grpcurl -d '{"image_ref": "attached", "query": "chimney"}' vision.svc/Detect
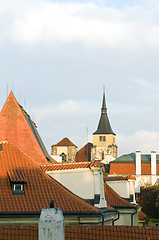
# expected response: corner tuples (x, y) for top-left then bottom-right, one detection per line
(151, 151), (156, 175)
(135, 151), (141, 175)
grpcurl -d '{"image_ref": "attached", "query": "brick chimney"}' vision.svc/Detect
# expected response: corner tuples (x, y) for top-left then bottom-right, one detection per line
(135, 151), (141, 175)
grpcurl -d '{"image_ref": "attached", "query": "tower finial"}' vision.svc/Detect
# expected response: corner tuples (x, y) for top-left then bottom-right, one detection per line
(102, 84), (106, 112)
(103, 82), (105, 94)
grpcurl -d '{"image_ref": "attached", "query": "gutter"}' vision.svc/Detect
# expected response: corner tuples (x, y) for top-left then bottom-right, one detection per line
(131, 206), (138, 226)
(112, 211), (120, 226)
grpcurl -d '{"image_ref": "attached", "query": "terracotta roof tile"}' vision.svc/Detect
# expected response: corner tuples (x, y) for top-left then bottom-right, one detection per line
(0, 141), (99, 214)
(104, 175), (136, 181)
(110, 162), (159, 175)
(138, 210), (148, 220)
(104, 182), (133, 207)
(41, 160), (104, 172)
(65, 226), (159, 240)
(0, 91), (50, 164)
(76, 143), (92, 162)
(1, 226), (159, 240)
(53, 138), (77, 147)
(109, 163), (136, 175)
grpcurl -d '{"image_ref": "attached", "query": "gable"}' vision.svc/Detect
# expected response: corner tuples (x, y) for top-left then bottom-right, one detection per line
(0, 91), (50, 164)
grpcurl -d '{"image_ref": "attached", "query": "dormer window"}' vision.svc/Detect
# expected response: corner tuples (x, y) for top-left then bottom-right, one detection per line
(12, 183), (25, 196)
(7, 169), (26, 196)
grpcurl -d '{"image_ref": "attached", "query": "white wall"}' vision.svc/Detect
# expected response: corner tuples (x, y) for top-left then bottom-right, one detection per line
(48, 169), (94, 199)
(47, 167), (107, 208)
(106, 181), (129, 198)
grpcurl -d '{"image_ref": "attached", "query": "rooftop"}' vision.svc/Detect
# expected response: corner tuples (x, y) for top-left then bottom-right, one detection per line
(75, 142), (92, 162)
(52, 137), (77, 147)
(0, 91), (50, 164)
(0, 141), (100, 214)
(41, 160), (104, 172)
(104, 182), (134, 208)
(1, 225), (159, 240)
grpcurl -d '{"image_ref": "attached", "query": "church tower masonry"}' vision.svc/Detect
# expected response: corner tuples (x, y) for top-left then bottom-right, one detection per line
(92, 88), (118, 162)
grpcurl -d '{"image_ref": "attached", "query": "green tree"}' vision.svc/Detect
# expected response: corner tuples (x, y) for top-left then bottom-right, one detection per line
(137, 181), (159, 218)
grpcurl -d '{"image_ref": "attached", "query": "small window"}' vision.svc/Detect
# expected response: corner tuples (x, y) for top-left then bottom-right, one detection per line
(60, 153), (66, 162)
(13, 184), (23, 191)
(12, 183), (25, 196)
(99, 136), (106, 141)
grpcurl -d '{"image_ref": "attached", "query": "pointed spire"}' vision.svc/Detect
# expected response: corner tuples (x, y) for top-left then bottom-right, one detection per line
(102, 85), (106, 113)
(93, 87), (115, 135)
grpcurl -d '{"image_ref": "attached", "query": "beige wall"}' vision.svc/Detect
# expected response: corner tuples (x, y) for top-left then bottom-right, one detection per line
(92, 134), (117, 159)
(93, 134), (115, 147)
(51, 145), (77, 162)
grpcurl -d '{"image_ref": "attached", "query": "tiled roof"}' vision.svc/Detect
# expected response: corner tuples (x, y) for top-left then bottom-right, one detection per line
(104, 182), (134, 207)
(138, 210), (148, 221)
(109, 163), (136, 175)
(0, 91), (50, 164)
(1, 225), (158, 240)
(0, 226), (38, 240)
(53, 137), (77, 147)
(76, 142), (92, 162)
(65, 226), (159, 240)
(104, 175), (136, 181)
(0, 141), (99, 214)
(109, 162), (159, 175)
(41, 160), (104, 172)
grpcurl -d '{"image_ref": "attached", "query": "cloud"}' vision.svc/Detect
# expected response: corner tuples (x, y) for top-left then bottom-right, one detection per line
(117, 130), (159, 156)
(0, 0), (159, 49)
(32, 99), (82, 121)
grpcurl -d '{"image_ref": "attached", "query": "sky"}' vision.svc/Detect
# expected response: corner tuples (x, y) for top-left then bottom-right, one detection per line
(1, 0), (159, 156)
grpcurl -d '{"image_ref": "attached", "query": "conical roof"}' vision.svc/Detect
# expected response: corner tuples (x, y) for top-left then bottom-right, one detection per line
(93, 90), (115, 135)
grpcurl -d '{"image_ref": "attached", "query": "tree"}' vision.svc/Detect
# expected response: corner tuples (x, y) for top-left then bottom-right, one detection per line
(137, 181), (159, 218)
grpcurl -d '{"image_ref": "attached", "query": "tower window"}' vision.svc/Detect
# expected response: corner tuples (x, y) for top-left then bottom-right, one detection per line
(99, 136), (106, 141)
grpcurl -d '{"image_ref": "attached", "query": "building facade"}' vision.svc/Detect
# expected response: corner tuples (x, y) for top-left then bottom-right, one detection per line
(92, 89), (118, 162)
(51, 137), (77, 163)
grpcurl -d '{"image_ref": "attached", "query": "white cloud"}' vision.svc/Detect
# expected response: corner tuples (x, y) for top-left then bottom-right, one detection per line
(117, 130), (159, 156)
(0, 0), (159, 49)
(32, 99), (82, 121)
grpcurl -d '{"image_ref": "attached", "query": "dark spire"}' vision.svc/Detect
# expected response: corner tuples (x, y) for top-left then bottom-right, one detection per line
(93, 87), (115, 135)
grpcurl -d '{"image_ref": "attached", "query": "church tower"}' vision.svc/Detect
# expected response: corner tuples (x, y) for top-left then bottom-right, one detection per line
(92, 88), (117, 162)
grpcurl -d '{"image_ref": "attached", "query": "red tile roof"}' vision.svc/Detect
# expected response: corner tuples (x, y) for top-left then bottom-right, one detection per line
(104, 175), (136, 181)
(104, 182), (133, 207)
(0, 141), (99, 214)
(65, 226), (159, 240)
(53, 137), (77, 147)
(109, 163), (136, 175)
(138, 210), (148, 221)
(0, 91), (49, 164)
(76, 142), (92, 162)
(0, 226), (38, 240)
(41, 160), (104, 171)
(2, 225), (158, 240)
(110, 162), (159, 175)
